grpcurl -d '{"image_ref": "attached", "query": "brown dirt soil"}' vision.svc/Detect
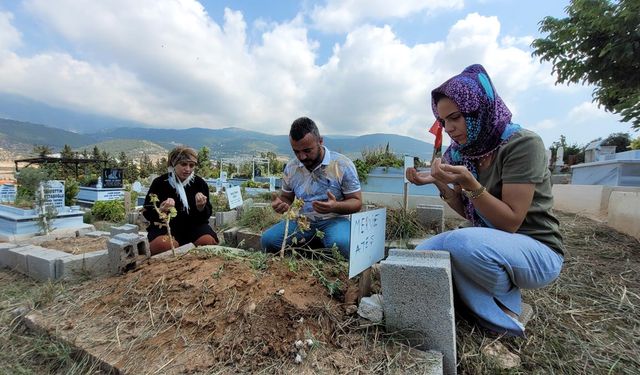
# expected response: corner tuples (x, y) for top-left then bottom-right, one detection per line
(30, 250), (435, 374)
(40, 236), (108, 254)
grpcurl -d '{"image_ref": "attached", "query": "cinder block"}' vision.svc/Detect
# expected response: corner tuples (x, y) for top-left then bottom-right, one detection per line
(107, 233), (150, 274)
(208, 215), (216, 229)
(3, 245), (34, 273)
(381, 249), (456, 375)
(23, 246), (71, 281)
(110, 224), (139, 236)
(55, 250), (110, 280)
(223, 226), (240, 247)
(0, 243), (18, 268)
(236, 229), (262, 251)
(416, 204), (445, 233)
(215, 210), (237, 227)
(358, 294), (383, 323)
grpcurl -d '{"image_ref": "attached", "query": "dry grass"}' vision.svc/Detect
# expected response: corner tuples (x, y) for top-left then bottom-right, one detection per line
(1, 211), (639, 374)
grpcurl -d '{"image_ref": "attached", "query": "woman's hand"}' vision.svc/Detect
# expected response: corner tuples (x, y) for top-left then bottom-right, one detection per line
(406, 167), (436, 186)
(159, 198), (175, 212)
(195, 192), (208, 211)
(430, 158), (479, 190)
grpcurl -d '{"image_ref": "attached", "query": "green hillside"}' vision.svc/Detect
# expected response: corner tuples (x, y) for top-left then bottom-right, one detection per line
(77, 139), (168, 160)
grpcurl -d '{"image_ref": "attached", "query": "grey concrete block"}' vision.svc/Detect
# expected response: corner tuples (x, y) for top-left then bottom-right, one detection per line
(23, 246), (71, 281)
(86, 230), (111, 238)
(223, 226), (240, 247)
(3, 245), (34, 273)
(110, 224), (139, 236)
(236, 229), (262, 251)
(416, 204), (445, 233)
(107, 233), (150, 274)
(358, 294), (384, 323)
(215, 210), (237, 227)
(55, 250), (110, 280)
(154, 243), (195, 259)
(0, 242), (18, 268)
(381, 249), (456, 375)
(208, 215), (216, 229)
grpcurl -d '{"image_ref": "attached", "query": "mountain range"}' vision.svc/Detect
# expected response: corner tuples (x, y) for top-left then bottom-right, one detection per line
(0, 117), (434, 161)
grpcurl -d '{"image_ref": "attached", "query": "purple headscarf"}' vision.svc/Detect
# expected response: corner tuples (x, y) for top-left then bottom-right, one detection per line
(431, 64), (521, 225)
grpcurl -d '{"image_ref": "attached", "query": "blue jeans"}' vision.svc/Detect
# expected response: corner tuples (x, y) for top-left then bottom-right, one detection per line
(416, 227), (563, 336)
(261, 217), (351, 258)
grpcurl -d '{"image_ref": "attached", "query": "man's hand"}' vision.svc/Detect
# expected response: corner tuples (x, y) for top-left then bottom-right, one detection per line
(271, 192), (290, 214)
(159, 198), (175, 212)
(195, 192), (207, 211)
(312, 191), (338, 214)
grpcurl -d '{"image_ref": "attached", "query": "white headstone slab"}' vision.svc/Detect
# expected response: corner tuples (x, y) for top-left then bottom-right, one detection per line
(269, 176), (276, 192)
(226, 185), (243, 209)
(556, 146), (565, 166)
(545, 149), (552, 167)
(403, 156), (414, 183)
(132, 181), (142, 193)
(96, 176), (103, 189)
(41, 180), (65, 209)
(220, 171), (228, 183)
(0, 184), (16, 203)
(348, 207), (386, 278)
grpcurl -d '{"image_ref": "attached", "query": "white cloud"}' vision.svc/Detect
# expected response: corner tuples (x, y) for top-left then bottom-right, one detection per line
(310, 0), (463, 33)
(568, 101), (610, 124)
(3, 0), (623, 149)
(0, 12), (22, 50)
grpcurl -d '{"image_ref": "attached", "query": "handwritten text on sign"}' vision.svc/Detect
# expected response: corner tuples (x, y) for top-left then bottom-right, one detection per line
(348, 208), (386, 278)
(226, 185), (243, 209)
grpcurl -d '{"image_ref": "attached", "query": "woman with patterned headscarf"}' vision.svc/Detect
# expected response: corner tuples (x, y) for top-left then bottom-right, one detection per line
(143, 146), (218, 255)
(406, 64), (564, 336)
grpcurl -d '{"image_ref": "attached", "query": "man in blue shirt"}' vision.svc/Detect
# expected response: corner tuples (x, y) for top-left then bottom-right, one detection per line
(261, 117), (362, 258)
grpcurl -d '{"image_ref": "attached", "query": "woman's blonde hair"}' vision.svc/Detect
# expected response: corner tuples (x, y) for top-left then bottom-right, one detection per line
(167, 146), (198, 167)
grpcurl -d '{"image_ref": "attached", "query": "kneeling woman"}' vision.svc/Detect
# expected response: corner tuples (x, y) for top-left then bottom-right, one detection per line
(406, 64), (564, 336)
(143, 146), (218, 255)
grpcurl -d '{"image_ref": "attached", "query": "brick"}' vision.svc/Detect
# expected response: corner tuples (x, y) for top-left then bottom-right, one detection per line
(236, 229), (262, 251)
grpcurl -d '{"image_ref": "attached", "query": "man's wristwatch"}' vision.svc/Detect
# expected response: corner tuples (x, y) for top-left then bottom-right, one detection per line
(462, 186), (487, 199)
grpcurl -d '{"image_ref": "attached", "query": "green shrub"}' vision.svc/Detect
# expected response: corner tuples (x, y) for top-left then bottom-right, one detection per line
(385, 207), (426, 241)
(91, 200), (125, 222)
(210, 193), (229, 212)
(16, 167), (49, 201)
(238, 206), (280, 232)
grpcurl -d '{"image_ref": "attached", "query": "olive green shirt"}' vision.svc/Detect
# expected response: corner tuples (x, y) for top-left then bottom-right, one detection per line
(478, 129), (565, 255)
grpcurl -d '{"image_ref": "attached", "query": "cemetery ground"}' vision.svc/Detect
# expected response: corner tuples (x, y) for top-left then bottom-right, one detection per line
(0, 211), (639, 374)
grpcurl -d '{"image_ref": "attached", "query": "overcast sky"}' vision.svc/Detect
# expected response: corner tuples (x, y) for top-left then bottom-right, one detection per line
(0, 0), (635, 147)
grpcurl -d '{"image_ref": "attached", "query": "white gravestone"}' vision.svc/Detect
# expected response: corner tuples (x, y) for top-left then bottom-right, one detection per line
(0, 184), (17, 203)
(269, 176), (276, 192)
(556, 146), (565, 167)
(132, 181), (142, 193)
(41, 180), (65, 209)
(349, 208), (387, 278)
(403, 156), (414, 184)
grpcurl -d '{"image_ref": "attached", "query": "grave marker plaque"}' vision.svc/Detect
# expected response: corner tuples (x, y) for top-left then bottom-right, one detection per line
(102, 168), (124, 188)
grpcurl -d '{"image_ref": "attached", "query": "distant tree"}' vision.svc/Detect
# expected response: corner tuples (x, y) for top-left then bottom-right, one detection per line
(154, 157), (168, 175)
(532, 0), (640, 129)
(550, 135), (585, 165)
(32, 145), (53, 157)
(630, 136), (640, 150)
(139, 153), (154, 179)
(60, 144), (74, 159)
(602, 132), (631, 153)
(64, 177), (79, 206)
(197, 147), (214, 178)
(16, 167), (49, 202)
(92, 146), (101, 160)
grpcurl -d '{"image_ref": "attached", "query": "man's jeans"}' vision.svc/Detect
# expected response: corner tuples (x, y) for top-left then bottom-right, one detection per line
(261, 217), (351, 258)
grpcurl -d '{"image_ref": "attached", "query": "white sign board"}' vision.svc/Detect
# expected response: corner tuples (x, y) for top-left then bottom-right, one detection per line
(403, 156), (414, 183)
(348, 207), (386, 278)
(226, 185), (243, 209)
(269, 176), (276, 192)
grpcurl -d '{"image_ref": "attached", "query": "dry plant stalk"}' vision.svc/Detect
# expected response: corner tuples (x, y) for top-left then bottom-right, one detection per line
(149, 193), (178, 256)
(279, 198), (308, 258)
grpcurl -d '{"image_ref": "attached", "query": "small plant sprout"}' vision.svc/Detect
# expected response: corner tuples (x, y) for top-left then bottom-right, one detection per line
(149, 193), (178, 256)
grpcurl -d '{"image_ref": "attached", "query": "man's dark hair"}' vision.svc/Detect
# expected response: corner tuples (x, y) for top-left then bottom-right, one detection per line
(289, 117), (321, 141)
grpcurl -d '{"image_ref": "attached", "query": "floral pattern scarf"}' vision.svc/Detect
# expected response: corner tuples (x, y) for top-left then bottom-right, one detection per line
(431, 64), (521, 226)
